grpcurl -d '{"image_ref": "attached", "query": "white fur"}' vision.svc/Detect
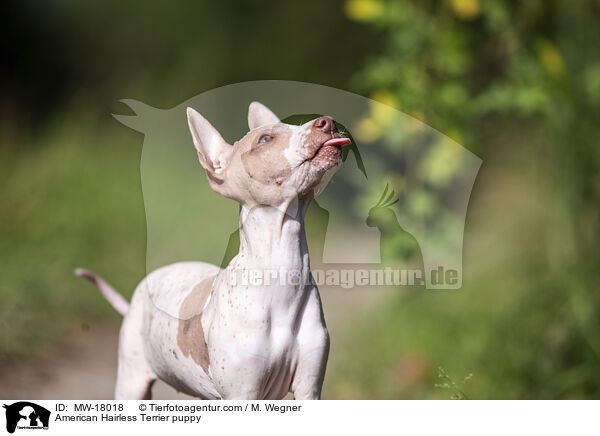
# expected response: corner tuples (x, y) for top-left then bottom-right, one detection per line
(83, 103), (341, 400)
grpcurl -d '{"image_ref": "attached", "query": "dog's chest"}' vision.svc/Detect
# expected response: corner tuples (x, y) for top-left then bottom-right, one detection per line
(202, 281), (306, 399)
(141, 260), (318, 399)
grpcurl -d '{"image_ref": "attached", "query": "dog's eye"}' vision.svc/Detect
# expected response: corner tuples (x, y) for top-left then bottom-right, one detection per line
(258, 135), (272, 144)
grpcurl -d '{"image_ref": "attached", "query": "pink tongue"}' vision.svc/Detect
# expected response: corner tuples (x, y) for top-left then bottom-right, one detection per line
(323, 137), (351, 147)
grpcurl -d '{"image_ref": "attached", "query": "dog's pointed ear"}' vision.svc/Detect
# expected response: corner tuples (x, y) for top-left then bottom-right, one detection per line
(248, 101), (280, 130)
(187, 108), (233, 179)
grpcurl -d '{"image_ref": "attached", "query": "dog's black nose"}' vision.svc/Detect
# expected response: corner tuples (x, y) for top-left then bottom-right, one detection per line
(313, 116), (336, 132)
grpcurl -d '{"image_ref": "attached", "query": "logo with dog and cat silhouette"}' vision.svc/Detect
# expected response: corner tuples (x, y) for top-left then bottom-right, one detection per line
(2, 402), (50, 433)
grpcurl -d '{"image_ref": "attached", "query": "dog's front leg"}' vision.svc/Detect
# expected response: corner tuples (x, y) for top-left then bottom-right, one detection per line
(292, 340), (330, 400)
(291, 286), (330, 400)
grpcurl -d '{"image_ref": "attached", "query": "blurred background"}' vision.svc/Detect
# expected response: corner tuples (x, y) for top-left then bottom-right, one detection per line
(1, 0), (599, 399)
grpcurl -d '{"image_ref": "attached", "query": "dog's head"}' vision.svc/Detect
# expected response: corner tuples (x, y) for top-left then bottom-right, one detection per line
(187, 102), (350, 207)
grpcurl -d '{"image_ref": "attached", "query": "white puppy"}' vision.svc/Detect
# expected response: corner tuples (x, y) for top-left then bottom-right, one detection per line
(77, 102), (350, 399)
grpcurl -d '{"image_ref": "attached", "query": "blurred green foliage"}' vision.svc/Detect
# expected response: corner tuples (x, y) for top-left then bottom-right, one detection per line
(324, 0), (600, 398)
(1, 0), (378, 124)
(0, 121), (146, 360)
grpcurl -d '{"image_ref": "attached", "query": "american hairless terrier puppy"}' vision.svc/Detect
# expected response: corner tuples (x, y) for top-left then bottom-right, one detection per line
(77, 102), (350, 399)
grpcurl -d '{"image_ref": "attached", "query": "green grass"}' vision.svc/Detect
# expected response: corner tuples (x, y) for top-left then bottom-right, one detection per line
(0, 120), (148, 360)
(324, 263), (600, 399)
(323, 147), (600, 399)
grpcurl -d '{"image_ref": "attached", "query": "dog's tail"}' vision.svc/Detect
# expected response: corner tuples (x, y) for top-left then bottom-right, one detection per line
(75, 268), (129, 316)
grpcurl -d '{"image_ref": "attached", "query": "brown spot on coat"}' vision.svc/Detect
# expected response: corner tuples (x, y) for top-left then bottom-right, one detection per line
(177, 275), (215, 373)
(241, 129), (293, 184)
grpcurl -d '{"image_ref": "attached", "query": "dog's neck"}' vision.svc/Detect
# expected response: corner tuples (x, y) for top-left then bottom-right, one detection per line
(236, 198), (311, 273)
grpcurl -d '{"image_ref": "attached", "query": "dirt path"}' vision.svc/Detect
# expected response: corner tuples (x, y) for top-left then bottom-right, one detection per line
(0, 285), (389, 399)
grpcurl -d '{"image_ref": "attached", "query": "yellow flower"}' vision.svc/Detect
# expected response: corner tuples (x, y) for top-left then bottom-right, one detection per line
(369, 90), (398, 127)
(354, 117), (382, 143)
(371, 89), (396, 107)
(450, 0), (480, 20)
(536, 38), (565, 77)
(344, 0), (383, 22)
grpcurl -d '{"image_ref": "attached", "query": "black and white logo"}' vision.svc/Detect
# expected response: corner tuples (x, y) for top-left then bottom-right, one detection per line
(3, 402), (50, 433)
